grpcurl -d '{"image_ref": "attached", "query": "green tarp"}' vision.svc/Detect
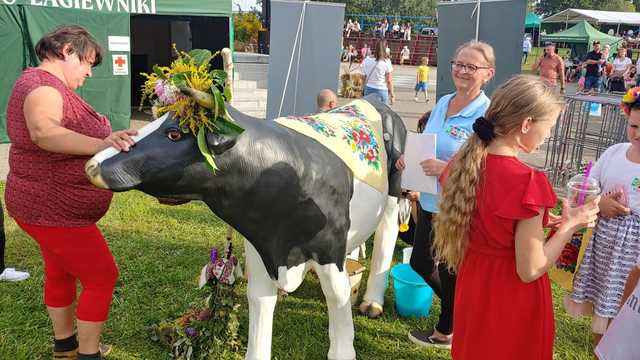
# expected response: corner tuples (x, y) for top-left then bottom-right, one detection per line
(540, 20), (623, 59)
(0, 0), (231, 143)
(525, 12), (540, 28)
(540, 20), (621, 47)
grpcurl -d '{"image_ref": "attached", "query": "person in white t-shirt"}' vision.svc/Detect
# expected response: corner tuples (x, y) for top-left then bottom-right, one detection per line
(522, 37), (532, 64)
(344, 19), (353, 37)
(400, 46), (410, 65)
(353, 20), (361, 33)
(566, 90), (640, 350)
(611, 47), (632, 79)
(361, 40), (395, 105)
(392, 22), (400, 35)
(404, 23), (412, 41)
(595, 265), (640, 360)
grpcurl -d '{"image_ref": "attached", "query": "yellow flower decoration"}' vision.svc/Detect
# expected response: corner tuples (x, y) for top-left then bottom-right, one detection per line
(621, 86), (640, 116)
(137, 47), (244, 173)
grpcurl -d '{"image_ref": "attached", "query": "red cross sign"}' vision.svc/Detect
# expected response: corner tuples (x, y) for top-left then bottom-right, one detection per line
(114, 56), (126, 67)
(112, 54), (128, 76)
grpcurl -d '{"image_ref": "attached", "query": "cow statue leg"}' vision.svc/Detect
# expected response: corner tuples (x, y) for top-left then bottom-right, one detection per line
(359, 196), (399, 318)
(312, 262), (356, 360)
(244, 240), (278, 360)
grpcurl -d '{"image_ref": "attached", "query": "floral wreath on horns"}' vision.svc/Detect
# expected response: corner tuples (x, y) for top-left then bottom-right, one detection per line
(139, 46), (244, 172)
(621, 86), (640, 116)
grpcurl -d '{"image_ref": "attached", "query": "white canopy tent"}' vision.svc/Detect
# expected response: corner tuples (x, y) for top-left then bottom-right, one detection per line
(543, 8), (640, 26)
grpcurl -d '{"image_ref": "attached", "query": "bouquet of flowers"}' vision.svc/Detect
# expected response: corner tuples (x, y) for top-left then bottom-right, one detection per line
(140, 46), (244, 172)
(151, 242), (244, 360)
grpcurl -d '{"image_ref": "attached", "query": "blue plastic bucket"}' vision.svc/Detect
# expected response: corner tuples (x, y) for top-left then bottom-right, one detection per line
(390, 263), (433, 318)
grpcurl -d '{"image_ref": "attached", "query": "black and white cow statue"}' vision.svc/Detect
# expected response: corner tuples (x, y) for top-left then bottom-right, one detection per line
(85, 95), (406, 360)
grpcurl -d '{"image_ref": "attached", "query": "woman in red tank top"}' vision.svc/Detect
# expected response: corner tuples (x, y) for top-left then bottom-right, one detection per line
(431, 76), (600, 359)
(5, 25), (137, 360)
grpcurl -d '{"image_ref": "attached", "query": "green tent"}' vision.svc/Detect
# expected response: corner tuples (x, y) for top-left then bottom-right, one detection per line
(540, 20), (622, 58)
(0, 0), (232, 143)
(525, 12), (540, 28)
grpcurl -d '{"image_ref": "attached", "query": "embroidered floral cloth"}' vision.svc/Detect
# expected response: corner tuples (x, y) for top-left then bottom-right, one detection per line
(549, 228), (592, 290)
(274, 100), (388, 193)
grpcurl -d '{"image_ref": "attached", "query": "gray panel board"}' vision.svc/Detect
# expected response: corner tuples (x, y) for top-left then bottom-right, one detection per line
(436, 0), (527, 100)
(267, 0), (345, 119)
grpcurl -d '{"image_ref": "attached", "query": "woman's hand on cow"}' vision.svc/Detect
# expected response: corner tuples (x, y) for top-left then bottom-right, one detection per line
(395, 155), (406, 171)
(420, 158), (447, 176)
(102, 129), (138, 152)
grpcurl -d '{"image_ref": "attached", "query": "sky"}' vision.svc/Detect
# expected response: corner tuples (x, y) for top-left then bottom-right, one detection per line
(233, 0), (261, 12)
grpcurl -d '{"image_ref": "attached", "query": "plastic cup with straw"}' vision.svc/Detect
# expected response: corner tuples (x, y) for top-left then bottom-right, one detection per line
(567, 161), (600, 209)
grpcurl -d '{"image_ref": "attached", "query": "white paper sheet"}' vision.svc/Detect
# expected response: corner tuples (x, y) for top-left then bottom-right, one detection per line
(401, 131), (437, 194)
(108, 36), (130, 52)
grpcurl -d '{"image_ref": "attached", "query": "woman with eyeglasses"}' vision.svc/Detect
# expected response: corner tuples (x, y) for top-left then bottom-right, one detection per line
(400, 40), (495, 350)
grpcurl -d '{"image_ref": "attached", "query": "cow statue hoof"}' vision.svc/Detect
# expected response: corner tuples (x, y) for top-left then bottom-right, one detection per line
(358, 301), (384, 319)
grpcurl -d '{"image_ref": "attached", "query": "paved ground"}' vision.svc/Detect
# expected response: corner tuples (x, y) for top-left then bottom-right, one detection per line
(0, 64), (584, 180)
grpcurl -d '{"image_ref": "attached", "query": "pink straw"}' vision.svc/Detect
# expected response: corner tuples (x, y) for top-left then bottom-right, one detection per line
(576, 160), (593, 206)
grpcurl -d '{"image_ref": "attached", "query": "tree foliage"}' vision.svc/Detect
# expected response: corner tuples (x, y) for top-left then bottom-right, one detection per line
(313, 0), (438, 17)
(536, 0), (634, 16)
(234, 12), (263, 43)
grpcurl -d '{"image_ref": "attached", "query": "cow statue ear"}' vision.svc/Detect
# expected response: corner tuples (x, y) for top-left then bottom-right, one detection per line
(205, 129), (238, 155)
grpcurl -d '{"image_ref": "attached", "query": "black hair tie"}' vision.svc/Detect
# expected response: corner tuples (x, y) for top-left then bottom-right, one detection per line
(472, 116), (496, 144)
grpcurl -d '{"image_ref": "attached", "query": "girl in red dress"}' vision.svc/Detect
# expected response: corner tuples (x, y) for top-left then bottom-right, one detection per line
(432, 75), (600, 359)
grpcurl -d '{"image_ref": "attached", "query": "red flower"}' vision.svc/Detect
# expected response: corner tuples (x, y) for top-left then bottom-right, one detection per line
(366, 148), (376, 161)
(351, 131), (359, 142)
(558, 244), (579, 265)
(358, 130), (370, 143)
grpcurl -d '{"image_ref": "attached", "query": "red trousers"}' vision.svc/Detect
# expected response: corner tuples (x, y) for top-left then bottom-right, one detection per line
(18, 222), (118, 322)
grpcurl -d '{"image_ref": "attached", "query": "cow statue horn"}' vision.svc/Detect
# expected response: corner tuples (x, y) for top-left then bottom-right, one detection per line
(179, 86), (215, 110)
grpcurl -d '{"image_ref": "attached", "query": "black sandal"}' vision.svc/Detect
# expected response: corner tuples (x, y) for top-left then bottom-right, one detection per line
(408, 328), (452, 350)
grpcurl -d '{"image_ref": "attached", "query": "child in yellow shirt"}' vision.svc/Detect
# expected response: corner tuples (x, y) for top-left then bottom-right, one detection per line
(414, 57), (429, 103)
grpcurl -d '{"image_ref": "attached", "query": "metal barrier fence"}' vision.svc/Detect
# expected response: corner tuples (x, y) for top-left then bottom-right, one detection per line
(543, 94), (628, 189)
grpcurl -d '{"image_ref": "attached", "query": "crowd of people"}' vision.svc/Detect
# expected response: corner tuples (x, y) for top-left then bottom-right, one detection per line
(3, 21), (640, 360)
(529, 38), (640, 95)
(354, 37), (639, 359)
(344, 18), (414, 41)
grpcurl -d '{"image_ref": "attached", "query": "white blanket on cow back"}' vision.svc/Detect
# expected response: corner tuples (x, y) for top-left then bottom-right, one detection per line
(274, 100), (388, 193)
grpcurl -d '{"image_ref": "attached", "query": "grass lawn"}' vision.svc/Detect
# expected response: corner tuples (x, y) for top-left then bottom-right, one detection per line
(0, 188), (595, 360)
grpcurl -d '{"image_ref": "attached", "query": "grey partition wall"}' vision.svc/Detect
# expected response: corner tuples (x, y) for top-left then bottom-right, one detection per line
(267, 0), (345, 119)
(436, 0), (527, 100)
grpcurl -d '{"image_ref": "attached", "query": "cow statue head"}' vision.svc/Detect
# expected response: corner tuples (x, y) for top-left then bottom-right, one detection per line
(85, 111), (240, 202)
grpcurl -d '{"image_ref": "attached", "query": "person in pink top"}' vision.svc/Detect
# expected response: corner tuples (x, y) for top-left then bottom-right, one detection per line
(532, 42), (566, 94)
(5, 25), (137, 360)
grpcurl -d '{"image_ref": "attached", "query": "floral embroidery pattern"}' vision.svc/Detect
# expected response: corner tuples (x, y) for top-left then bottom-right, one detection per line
(285, 103), (382, 171)
(555, 231), (584, 273)
(341, 120), (380, 170)
(287, 115), (337, 137)
(328, 104), (367, 119)
(632, 177), (640, 192)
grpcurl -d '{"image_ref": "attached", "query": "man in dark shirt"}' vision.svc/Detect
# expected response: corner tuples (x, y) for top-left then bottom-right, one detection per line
(584, 41), (605, 95)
